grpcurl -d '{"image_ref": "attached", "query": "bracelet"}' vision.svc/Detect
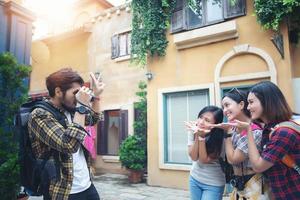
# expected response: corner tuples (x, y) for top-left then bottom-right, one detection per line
(198, 136), (206, 141)
(91, 96), (100, 101)
(224, 133), (232, 139)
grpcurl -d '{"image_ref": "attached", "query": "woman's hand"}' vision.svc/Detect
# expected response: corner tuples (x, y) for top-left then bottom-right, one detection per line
(210, 122), (236, 132)
(90, 72), (105, 97)
(185, 121), (210, 137)
(185, 121), (198, 133)
(232, 119), (250, 131)
(211, 120), (250, 132)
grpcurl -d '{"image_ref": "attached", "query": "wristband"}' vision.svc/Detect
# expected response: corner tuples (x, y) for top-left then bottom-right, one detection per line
(198, 136), (206, 141)
(91, 95), (100, 101)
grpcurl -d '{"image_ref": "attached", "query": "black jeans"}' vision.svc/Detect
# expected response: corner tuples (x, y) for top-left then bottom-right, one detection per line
(68, 184), (100, 200)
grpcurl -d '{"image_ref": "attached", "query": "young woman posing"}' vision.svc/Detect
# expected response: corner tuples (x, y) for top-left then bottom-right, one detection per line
(186, 106), (225, 200)
(242, 81), (300, 199)
(218, 88), (267, 199)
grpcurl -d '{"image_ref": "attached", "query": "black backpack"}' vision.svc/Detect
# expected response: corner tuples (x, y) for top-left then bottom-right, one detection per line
(219, 155), (234, 183)
(15, 99), (66, 196)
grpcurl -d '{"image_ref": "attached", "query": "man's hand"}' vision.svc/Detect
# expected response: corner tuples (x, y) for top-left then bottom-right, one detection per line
(90, 72), (105, 97)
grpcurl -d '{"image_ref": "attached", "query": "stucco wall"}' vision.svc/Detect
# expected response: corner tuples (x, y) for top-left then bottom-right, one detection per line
(30, 4), (146, 174)
(30, 0), (111, 92)
(291, 45), (300, 78)
(147, 0), (294, 189)
(30, 32), (91, 92)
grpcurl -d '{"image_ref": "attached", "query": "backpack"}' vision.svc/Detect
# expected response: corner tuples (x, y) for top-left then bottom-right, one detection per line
(15, 99), (66, 196)
(219, 155), (234, 183)
(269, 120), (300, 175)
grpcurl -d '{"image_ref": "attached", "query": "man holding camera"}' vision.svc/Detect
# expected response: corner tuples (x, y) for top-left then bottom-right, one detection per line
(28, 68), (104, 200)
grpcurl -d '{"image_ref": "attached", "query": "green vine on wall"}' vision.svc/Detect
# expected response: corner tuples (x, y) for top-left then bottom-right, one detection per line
(130, 0), (300, 65)
(130, 0), (176, 66)
(130, 0), (239, 66)
(254, 0), (300, 43)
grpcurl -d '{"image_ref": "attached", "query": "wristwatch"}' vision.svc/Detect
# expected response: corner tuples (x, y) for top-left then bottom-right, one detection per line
(75, 105), (90, 114)
(224, 133), (232, 139)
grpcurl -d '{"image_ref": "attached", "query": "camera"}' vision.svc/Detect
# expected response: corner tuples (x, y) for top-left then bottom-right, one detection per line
(230, 176), (245, 191)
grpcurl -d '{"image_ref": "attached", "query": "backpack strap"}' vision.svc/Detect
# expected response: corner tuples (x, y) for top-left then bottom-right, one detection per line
(269, 120), (300, 175)
(33, 101), (67, 128)
(32, 100), (66, 169)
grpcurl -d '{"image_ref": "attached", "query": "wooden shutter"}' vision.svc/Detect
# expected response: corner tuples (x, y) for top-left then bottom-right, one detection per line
(111, 34), (119, 59)
(119, 110), (128, 145)
(127, 32), (131, 56)
(224, 0), (246, 19)
(171, 0), (186, 33)
(97, 111), (108, 155)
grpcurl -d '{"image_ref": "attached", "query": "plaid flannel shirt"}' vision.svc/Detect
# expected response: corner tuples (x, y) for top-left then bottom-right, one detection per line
(261, 125), (300, 199)
(28, 100), (101, 200)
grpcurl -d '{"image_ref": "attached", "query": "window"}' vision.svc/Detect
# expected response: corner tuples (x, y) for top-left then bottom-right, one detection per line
(97, 110), (128, 155)
(163, 89), (210, 164)
(111, 31), (131, 59)
(171, 0), (246, 33)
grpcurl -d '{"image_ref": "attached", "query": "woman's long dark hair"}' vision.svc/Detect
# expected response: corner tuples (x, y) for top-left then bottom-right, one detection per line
(197, 106), (225, 159)
(249, 81), (292, 124)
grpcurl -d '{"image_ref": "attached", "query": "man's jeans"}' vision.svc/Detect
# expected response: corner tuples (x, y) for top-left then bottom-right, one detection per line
(189, 176), (224, 200)
(68, 184), (100, 200)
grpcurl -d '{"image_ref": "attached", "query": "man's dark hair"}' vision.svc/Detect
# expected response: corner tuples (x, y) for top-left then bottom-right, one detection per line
(46, 68), (84, 97)
(249, 81), (292, 124)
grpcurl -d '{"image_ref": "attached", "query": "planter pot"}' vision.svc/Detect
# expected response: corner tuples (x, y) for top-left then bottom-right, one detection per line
(17, 195), (29, 200)
(128, 169), (144, 184)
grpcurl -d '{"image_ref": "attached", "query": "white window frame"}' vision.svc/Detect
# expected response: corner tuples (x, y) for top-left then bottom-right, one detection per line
(158, 83), (215, 171)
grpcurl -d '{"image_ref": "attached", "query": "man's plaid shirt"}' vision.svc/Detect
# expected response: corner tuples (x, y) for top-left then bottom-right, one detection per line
(28, 100), (101, 200)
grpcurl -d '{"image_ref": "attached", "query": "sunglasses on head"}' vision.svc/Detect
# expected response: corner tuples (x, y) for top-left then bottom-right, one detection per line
(228, 87), (243, 97)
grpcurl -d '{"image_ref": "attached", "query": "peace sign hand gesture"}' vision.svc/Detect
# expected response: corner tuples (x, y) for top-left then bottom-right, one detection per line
(90, 72), (105, 96)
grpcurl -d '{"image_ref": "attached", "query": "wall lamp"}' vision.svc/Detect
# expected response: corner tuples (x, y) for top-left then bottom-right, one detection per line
(145, 71), (153, 81)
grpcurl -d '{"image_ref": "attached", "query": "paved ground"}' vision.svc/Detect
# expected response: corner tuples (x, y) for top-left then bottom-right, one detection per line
(29, 173), (230, 200)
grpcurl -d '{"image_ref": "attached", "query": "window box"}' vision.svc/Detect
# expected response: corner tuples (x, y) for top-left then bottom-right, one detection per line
(173, 20), (238, 49)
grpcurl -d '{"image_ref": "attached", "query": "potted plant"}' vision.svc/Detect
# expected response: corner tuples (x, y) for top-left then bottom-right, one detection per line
(0, 53), (31, 199)
(119, 135), (146, 183)
(119, 81), (147, 183)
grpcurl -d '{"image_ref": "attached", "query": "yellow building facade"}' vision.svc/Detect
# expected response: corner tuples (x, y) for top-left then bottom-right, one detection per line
(146, 0), (300, 189)
(29, 0), (300, 190)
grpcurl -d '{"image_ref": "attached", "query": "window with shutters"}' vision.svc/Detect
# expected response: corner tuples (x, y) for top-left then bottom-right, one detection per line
(171, 0), (246, 33)
(111, 31), (131, 59)
(97, 110), (128, 155)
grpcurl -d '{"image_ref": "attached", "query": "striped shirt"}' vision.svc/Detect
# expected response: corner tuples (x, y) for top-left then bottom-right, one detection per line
(231, 124), (262, 169)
